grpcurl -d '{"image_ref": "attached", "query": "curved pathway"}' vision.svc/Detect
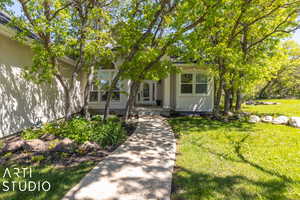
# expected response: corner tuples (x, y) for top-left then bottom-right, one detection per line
(63, 116), (176, 200)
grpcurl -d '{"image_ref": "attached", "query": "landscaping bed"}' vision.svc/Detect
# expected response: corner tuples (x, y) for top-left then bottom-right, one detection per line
(0, 115), (137, 200)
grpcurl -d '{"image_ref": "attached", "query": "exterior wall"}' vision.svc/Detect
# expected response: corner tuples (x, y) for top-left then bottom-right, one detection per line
(0, 34), (84, 137)
(170, 72), (177, 109)
(162, 75), (171, 109)
(174, 66), (214, 112)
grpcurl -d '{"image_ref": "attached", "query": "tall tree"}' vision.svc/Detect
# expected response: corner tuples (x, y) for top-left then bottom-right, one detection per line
(103, 0), (222, 121)
(10, 0), (112, 119)
(181, 0), (300, 115)
(258, 40), (300, 98)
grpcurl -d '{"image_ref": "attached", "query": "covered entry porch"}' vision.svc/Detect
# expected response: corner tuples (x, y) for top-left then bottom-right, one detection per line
(134, 77), (172, 116)
(135, 76), (171, 108)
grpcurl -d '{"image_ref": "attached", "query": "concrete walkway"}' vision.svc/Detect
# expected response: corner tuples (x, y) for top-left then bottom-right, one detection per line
(63, 116), (176, 200)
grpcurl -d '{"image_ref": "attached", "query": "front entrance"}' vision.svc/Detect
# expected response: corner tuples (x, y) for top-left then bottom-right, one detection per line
(137, 81), (157, 105)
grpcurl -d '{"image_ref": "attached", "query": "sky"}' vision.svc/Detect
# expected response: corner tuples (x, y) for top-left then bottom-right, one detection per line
(7, 1), (300, 44)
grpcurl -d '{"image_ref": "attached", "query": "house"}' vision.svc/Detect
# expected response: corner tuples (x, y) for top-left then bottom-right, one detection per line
(0, 11), (85, 137)
(0, 11), (214, 138)
(88, 63), (214, 116)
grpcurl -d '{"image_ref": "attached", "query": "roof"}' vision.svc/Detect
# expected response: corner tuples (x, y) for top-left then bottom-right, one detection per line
(0, 11), (38, 39)
(0, 11), (10, 25)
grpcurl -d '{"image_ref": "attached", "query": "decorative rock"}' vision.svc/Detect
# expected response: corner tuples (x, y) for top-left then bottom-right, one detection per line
(79, 141), (100, 153)
(246, 100), (255, 105)
(246, 101), (280, 105)
(248, 115), (261, 123)
(289, 117), (300, 128)
(227, 112), (234, 117)
(261, 116), (273, 123)
(52, 138), (75, 153)
(1, 139), (27, 153)
(25, 139), (48, 152)
(40, 133), (56, 141)
(272, 116), (289, 125)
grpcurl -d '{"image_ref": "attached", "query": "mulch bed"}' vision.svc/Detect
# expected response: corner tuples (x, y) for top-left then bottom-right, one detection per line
(0, 121), (138, 169)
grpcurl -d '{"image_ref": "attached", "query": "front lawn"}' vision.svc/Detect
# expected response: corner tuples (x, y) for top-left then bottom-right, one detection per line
(0, 162), (95, 200)
(243, 99), (300, 117)
(169, 117), (300, 200)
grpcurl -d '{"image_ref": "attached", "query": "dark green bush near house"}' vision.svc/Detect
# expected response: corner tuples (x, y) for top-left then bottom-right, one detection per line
(91, 120), (126, 147)
(21, 116), (127, 148)
(21, 123), (57, 140)
(57, 117), (93, 143)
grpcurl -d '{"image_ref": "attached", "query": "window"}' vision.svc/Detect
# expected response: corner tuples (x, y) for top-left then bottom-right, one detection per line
(180, 72), (208, 95)
(89, 71), (121, 103)
(195, 73), (208, 94)
(89, 82), (99, 102)
(180, 74), (193, 94)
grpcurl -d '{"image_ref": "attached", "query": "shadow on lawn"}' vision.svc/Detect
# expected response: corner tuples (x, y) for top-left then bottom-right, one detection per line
(170, 117), (298, 200)
(172, 167), (293, 200)
(169, 117), (254, 136)
(0, 162), (95, 200)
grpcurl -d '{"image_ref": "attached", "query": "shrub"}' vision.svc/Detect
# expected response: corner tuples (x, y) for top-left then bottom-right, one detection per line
(20, 116), (127, 148)
(21, 129), (42, 140)
(21, 123), (57, 140)
(56, 117), (93, 143)
(91, 121), (126, 148)
(32, 155), (45, 163)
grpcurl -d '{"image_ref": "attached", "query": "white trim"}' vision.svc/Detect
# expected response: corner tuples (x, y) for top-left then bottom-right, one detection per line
(136, 80), (157, 105)
(178, 72), (209, 96)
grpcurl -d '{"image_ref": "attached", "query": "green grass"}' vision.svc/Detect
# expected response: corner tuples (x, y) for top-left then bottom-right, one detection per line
(0, 162), (95, 200)
(169, 117), (300, 200)
(243, 99), (300, 117)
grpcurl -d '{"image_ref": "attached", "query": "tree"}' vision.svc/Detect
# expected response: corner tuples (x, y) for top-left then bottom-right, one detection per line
(0, 0), (12, 11)
(180, 0), (300, 115)
(103, 0), (222, 121)
(9, 0), (112, 120)
(258, 40), (300, 98)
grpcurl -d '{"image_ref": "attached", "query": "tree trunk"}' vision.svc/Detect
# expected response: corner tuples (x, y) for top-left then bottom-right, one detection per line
(55, 74), (73, 120)
(103, 71), (121, 122)
(214, 71), (224, 114)
(229, 86), (235, 111)
(258, 80), (272, 99)
(214, 78), (218, 106)
(223, 87), (231, 115)
(65, 90), (73, 120)
(235, 88), (242, 111)
(125, 81), (140, 121)
(82, 66), (94, 120)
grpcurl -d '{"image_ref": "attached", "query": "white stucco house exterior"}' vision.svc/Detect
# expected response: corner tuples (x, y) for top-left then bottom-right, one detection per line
(88, 65), (214, 115)
(0, 11), (214, 137)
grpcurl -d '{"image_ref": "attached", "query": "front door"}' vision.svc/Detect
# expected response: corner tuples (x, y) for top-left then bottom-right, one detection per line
(137, 81), (156, 105)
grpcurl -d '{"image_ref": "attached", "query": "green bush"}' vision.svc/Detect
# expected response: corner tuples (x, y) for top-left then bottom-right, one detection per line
(56, 117), (93, 143)
(91, 120), (126, 148)
(21, 123), (57, 140)
(32, 155), (45, 163)
(21, 116), (127, 148)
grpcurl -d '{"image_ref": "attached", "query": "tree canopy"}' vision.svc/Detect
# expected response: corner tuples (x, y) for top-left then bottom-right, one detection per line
(2, 0), (300, 119)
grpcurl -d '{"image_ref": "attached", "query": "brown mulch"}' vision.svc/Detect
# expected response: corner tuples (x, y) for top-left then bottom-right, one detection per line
(0, 121), (138, 169)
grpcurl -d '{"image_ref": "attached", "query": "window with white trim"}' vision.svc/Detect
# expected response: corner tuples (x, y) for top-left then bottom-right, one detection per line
(89, 71), (121, 103)
(89, 81), (99, 102)
(180, 72), (208, 95)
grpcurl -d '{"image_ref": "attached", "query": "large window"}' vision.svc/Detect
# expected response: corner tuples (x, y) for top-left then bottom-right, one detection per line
(180, 72), (208, 95)
(89, 71), (121, 103)
(89, 82), (99, 102)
